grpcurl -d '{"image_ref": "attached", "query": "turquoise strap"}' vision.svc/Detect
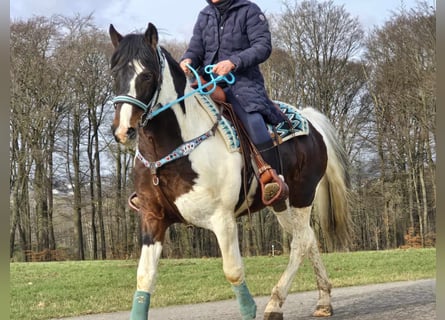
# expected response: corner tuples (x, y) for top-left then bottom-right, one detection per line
(130, 290), (150, 320)
(145, 64), (235, 120)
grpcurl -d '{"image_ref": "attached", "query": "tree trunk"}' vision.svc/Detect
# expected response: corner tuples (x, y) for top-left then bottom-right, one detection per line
(72, 109), (85, 260)
(46, 136), (56, 251)
(88, 120), (98, 259)
(419, 163), (428, 246)
(95, 141), (106, 259)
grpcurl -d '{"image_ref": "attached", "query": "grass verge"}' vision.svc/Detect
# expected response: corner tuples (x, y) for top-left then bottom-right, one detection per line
(10, 248), (435, 319)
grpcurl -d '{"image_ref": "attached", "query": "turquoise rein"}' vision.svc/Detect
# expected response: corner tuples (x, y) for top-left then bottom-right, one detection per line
(111, 62), (235, 121)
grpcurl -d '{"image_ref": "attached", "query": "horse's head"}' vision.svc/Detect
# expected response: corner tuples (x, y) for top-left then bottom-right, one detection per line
(109, 23), (162, 145)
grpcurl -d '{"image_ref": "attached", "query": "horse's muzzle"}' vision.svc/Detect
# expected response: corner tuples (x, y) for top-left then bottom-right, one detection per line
(111, 125), (137, 144)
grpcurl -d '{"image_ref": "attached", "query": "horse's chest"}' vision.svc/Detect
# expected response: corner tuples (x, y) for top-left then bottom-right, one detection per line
(173, 171), (243, 229)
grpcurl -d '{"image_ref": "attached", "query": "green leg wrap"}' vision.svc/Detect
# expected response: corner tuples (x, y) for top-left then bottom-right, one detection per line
(232, 281), (257, 319)
(130, 290), (150, 320)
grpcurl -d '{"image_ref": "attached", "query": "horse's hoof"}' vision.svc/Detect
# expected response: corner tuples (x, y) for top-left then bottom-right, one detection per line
(264, 312), (284, 320)
(312, 304), (333, 317)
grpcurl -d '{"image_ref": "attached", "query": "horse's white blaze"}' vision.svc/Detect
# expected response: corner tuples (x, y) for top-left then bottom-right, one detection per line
(131, 60), (143, 95)
(114, 103), (134, 143)
(136, 242), (163, 293)
(114, 60), (141, 143)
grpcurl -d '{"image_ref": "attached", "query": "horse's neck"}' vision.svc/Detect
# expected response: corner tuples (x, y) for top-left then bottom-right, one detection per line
(158, 63), (215, 142)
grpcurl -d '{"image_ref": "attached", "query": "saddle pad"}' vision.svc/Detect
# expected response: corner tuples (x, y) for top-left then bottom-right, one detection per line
(194, 94), (240, 152)
(194, 94), (309, 152)
(269, 100), (310, 144)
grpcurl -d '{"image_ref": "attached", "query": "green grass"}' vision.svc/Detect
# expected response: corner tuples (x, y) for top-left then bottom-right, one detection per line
(10, 248), (435, 320)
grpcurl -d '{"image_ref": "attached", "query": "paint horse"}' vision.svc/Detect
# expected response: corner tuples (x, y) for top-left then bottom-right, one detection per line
(109, 22), (352, 320)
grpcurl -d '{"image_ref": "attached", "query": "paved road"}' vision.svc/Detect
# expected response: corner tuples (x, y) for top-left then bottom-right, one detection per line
(56, 279), (436, 320)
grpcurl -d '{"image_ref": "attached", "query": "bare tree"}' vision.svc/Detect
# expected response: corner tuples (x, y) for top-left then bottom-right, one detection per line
(10, 17), (67, 259)
(364, 1), (435, 248)
(266, 0), (366, 250)
(9, 2), (435, 260)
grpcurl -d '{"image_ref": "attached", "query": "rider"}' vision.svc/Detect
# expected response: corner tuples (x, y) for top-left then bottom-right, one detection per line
(180, 0), (289, 211)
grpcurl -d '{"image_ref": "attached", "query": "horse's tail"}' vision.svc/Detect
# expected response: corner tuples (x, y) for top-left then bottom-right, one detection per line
(300, 107), (353, 252)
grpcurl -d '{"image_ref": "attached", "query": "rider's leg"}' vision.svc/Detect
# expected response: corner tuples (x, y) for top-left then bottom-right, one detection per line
(225, 91), (289, 210)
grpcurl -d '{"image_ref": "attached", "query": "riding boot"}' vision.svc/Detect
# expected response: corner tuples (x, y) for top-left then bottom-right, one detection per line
(256, 141), (289, 212)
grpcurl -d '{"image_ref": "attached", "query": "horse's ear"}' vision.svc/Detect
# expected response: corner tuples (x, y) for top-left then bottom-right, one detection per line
(109, 24), (123, 48)
(144, 22), (159, 49)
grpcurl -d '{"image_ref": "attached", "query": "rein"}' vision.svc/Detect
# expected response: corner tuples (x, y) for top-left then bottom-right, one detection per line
(143, 65), (235, 121)
(111, 60), (235, 122)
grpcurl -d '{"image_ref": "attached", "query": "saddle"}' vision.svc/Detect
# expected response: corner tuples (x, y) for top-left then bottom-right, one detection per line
(192, 76), (289, 210)
(190, 76), (227, 102)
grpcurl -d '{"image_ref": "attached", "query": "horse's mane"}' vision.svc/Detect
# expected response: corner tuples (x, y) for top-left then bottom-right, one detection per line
(110, 33), (160, 75)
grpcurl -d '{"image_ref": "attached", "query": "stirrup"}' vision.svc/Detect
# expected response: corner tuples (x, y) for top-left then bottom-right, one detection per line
(128, 192), (141, 212)
(264, 182), (288, 212)
(259, 168), (289, 211)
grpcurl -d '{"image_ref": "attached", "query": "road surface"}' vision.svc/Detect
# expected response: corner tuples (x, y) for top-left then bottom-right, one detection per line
(56, 278), (436, 320)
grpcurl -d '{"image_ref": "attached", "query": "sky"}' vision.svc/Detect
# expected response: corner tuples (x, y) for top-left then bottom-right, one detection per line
(10, 0), (432, 41)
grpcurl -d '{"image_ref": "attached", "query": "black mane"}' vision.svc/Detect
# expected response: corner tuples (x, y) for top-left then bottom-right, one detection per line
(110, 33), (160, 75)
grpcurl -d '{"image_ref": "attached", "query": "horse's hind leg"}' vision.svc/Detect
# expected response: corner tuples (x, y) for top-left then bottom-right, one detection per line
(264, 206), (332, 320)
(308, 239), (333, 317)
(211, 212), (257, 320)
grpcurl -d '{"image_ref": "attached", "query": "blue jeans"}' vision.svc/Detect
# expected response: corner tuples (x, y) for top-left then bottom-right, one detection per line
(225, 89), (272, 147)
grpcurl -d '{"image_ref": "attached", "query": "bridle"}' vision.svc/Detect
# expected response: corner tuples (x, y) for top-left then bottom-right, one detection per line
(111, 45), (165, 128)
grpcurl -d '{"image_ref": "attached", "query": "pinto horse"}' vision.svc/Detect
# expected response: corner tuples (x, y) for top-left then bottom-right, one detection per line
(109, 22), (352, 320)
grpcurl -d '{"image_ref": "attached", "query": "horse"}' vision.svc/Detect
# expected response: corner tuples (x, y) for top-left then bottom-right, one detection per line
(108, 22), (352, 320)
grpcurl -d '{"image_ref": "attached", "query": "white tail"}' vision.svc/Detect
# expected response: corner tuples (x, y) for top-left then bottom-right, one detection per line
(300, 107), (353, 251)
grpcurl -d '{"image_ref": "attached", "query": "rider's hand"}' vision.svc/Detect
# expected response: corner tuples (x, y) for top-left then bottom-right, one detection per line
(180, 59), (192, 75)
(212, 60), (235, 76)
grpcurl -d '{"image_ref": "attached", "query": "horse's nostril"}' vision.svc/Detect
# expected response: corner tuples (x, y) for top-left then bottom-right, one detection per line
(127, 128), (136, 139)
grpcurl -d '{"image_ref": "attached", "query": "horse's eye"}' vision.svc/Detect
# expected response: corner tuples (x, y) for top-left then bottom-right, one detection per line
(139, 72), (153, 82)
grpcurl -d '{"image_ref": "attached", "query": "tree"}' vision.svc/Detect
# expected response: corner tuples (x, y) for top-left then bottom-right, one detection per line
(266, 0), (367, 250)
(9, 3), (436, 260)
(364, 1), (435, 248)
(10, 16), (67, 259)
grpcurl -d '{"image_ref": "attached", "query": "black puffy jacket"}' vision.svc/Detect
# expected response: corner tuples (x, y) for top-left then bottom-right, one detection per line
(181, 0), (286, 124)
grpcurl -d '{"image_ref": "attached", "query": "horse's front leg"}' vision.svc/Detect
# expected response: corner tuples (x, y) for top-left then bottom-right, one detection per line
(211, 212), (257, 320)
(130, 215), (167, 320)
